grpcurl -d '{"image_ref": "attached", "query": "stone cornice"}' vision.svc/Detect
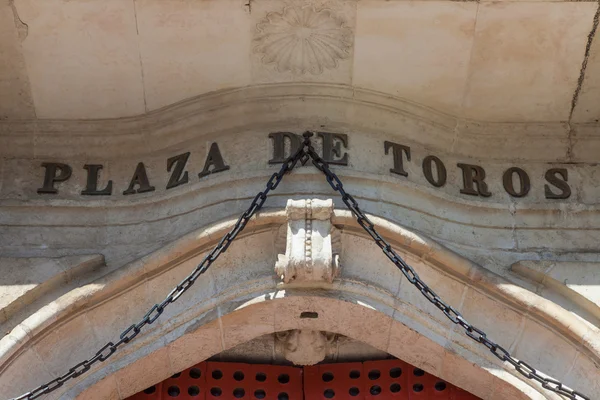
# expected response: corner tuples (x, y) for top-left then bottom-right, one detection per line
(0, 83), (595, 162)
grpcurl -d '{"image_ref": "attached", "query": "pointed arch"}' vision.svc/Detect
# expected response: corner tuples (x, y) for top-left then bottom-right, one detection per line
(0, 210), (597, 399)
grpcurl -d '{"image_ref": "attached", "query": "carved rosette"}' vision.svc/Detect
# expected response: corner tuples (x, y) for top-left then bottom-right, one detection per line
(253, 6), (353, 75)
(275, 199), (341, 284)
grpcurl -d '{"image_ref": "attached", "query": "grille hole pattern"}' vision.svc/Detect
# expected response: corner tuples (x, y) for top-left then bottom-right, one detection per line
(207, 362), (301, 399)
(127, 360), (481, 399)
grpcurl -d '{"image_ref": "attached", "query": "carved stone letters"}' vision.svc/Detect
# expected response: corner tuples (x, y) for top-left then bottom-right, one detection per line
(35, 133), (573, 200)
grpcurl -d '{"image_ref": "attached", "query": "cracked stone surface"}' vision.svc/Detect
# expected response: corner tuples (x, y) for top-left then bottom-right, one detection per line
(0, 0), (597, 122)
(1, 2), (600, 399)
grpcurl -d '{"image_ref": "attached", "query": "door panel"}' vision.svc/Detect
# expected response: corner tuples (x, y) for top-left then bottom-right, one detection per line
(128, 360), (481, 400)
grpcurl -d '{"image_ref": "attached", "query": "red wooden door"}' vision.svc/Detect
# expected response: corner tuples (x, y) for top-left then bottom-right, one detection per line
(128, 360), (480, 400)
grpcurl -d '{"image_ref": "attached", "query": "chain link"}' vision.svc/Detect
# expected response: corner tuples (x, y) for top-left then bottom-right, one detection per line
(303, 132), (590, 400)
(9, 144), (307, 400)
(10, 132), (590, 400)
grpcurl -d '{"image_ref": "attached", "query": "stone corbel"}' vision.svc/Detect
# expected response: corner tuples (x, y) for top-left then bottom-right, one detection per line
(275, 199), (341, 284)
(275, 330), (337, 366)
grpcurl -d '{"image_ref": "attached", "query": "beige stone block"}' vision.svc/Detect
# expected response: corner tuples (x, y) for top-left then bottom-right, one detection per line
(0, 0), (35, 119)
(167, 318), (223, 374)
(464, 2), (596, 122)
(571, 123), (600, 162)
(512, 319), (578, 381)
(114, 346), (173, 398)
(219, 299), (275, 351)
(512, 260), (600, 309)
(0, 348), (55, 399)
(354, 1), (477, 115)
(341, 235), (402, 296)
(387, 324), (445, 377)
(396, 262), (465, 331)
(335, 336), (388, 362)
(439, 349), (494, 399)
(16, 0), (145, 119)
(0, 257), (63, 310)
(135, 0), (253, 111)
(0, 121), (34, 158)
(273, 295), (393, 353)
(75, 375), (120, 400)
(273, 295), (336, 332)
(562, 353), (600, 399)
(86, 281), (150, 345)
(250, 0), (355, 85)
(208, 233), (275, 296)
(572, 27), (600, 123)
(452, 287), (524, 357)
(33, 314), (102, 377)
(215, 333), (275, 364)
(0, 255), (104, 324)
(144, 254), (218, 328)
(488, 370), (540, 400)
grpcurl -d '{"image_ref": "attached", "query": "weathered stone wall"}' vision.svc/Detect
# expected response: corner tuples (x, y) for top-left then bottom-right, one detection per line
(1, 0), (599, 122)
(1, 0), (600, 399)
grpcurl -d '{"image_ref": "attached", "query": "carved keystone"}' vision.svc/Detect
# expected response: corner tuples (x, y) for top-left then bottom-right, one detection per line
(275, 199), (340, 284)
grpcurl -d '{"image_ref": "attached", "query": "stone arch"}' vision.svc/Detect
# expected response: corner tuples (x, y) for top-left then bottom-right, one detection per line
(0, 209), (597, 399)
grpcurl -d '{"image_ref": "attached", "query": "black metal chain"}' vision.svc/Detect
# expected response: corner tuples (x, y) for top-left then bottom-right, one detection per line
(10, 132), (589, 400)
(302, 132), (590, 400)
(8, 144), (308, 400)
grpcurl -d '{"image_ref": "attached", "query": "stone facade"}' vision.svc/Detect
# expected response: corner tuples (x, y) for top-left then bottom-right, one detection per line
(1, 0), (600, 399)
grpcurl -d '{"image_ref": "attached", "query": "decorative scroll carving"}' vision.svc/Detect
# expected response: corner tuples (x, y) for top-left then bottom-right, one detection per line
(275, 199), (341, 284)
(253, 6), (352, 75)
(275, 330), (337, 365)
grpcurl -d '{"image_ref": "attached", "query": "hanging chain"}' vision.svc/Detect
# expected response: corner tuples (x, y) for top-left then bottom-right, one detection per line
(302, 132), (590, 400)
(10, 132), (589, 400)
(9, 145), (308, 400)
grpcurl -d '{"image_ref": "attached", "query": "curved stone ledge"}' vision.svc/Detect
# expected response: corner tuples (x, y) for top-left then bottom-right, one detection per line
(0, 211), (598, 399)
(0, 83), (591, 162)
(0, 255), (105, 326)
(1, 170), (600, 267)
(511, 261), (600, 326)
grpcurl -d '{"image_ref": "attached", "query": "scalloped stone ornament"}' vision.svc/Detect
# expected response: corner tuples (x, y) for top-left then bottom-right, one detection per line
(253, 5), (353, 75)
